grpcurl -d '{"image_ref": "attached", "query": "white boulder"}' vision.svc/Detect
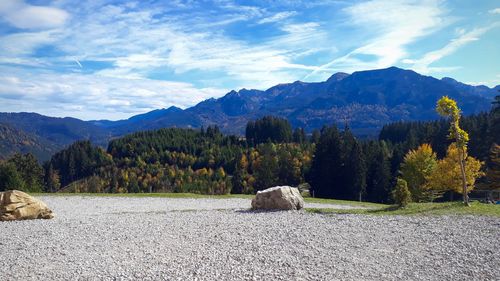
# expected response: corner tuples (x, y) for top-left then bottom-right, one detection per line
(251, 186), (304, 210)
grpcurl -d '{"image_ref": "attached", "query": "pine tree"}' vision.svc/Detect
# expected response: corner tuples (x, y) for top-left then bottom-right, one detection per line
(44, 163), (61, 192)
(7, 153), (44, 192)
(0, 162), (25, 191)
(348, 141), (366, 201)
(308, 126), (342, 198)
(483, 143), (500, 190)
(366, 144), (391, 203)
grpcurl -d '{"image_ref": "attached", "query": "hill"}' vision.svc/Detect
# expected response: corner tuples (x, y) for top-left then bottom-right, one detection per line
(0, 113), (111, 161)
(100, 67), (497, 137)
(0, 67), (497, 159)
(0, 123), (59, 161)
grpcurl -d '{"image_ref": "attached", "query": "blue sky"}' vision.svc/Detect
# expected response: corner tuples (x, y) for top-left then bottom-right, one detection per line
(0, 0), (499, 120)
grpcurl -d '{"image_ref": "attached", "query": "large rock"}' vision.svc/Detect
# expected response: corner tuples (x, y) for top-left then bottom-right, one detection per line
(0, 190), (54, 221)
(251, 186), (305, 210)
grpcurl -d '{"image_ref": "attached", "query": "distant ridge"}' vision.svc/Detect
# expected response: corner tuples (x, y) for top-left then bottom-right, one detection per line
(0, 66), (497, 160)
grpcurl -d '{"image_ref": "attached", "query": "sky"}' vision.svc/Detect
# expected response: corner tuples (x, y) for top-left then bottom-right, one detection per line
(0, 0), (499, 120)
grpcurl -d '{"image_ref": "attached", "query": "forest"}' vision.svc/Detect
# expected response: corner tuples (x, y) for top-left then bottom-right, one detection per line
(0, 96), (498, 203)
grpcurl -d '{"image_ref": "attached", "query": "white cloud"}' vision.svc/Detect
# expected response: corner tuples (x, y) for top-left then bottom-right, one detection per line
(258, 11), (297, 24)
(0, 0), (69, 29)
(0, 1), (331, 118)
(489, 8), (500, 14)
(280, 22), (319, 33)
(43, 2), (322, 88)
(0, 68), (228, 120)
(305, 0), (447, 78)
(0, 30), (61, 56)
(404, 26), (496, 74)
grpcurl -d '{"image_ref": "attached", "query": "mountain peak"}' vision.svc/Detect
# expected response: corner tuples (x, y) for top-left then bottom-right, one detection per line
(327, 72), (349, 83)
(166, 106), (182, 112)
(441, 77), (458, 84)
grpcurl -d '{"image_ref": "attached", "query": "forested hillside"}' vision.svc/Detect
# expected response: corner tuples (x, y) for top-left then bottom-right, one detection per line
(0, 123), (59, 160)
(1, 96), (498, 203)
(0, 67), (497, 162)
(0, 113), (110, 161)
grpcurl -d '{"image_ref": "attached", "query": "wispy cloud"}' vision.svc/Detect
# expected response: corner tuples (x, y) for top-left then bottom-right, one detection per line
(1, 0), (499, 119)
(9, 1), (323, 88)
(258, 11), (297, 24)
(489, 8), (500, 14)
(305, 0), (447, 78)
(403, 24), (498, 73)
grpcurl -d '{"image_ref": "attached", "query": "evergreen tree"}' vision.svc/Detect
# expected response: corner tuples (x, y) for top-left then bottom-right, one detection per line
(44, 163), (61, 193)
(311, 129), (321, 143)
(293, 128), (306, 144)
(0, 162), (25, 191)
(308, 126), (342, 198)
(7, 153), (44, 192)
(365, 143), (392, 203)
(246, 116), (292, 144)
(253, 143), (279, 191)
(483, 143), (500, 190)
(347, 141), (366, 201)
(489, 95), (500, 145)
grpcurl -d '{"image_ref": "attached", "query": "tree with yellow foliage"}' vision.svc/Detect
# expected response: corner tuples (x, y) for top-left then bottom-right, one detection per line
(426, 143), (484, 197)
(436, 96), (472, 205)
(400, 143), (438, 202)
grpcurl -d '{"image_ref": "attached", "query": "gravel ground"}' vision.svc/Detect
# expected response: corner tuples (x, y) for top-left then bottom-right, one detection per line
(1, 196), (499, 281)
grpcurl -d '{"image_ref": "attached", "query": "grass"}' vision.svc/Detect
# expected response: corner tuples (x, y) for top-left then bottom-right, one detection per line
(32, 192), (254, 200)
(303, 197), (387, 208)
(306, 201), (500, 217)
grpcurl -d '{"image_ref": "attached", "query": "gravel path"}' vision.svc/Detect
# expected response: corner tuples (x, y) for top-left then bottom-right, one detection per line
(1, 196), (499, 280)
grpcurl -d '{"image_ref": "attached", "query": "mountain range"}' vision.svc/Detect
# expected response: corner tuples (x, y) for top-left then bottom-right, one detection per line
(0, 67), (497, 161)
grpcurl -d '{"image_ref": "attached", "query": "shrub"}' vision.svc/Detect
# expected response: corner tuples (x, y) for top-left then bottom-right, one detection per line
(392, 178), (412, 208)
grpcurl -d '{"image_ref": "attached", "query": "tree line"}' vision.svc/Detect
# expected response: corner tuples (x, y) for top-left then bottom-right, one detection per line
(1, 96), (498, 203)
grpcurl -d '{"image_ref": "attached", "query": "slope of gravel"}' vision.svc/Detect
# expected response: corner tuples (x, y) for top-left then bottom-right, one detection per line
(0, 196), (499, 281)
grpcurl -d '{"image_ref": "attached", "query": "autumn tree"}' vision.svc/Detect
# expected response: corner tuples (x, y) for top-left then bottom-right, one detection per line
(232, 153), (250, 194)
(427, 143), (484, 196)
(436, 96), (472, 205)
(400, 144), (438, 202)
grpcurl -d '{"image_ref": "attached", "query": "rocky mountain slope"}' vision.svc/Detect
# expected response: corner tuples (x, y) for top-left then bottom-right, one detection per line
(0, 67), (497, 160)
